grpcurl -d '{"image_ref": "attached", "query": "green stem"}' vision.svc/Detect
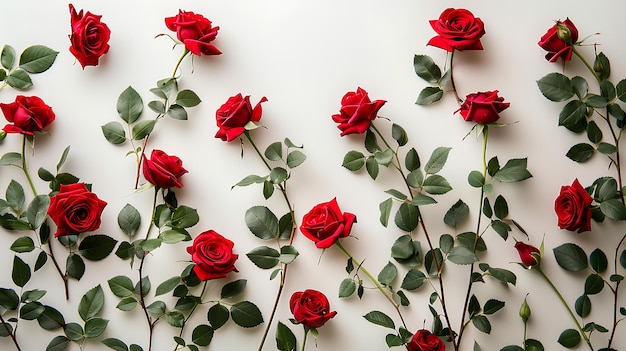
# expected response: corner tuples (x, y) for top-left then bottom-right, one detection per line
(20, 136), (37, 196)
(537, 268), (594, 351)
(449, 50), (463, 105)
(300, 327), (309, 351)
(173, 281), (208, 350)
(172, 48), (190, 78)
(0, 314), (21, 351)
(139, 187), (159, 351)
(571, 46), (600, 85)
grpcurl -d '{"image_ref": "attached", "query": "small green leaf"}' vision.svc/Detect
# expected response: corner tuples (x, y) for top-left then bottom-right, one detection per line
(423, 174), (452, 194)
(78, 285), (105, 322)
(10, 236), (35, 253)
(84, 317), (108, 338)
(444, 199), (469, 227)
(108, 276), (136, 298)
(559, 100), (587, 132)
(363, 310), (395, 329)
(468, 170), (485, 188)
(230, 301), (263, 328)
(590, 249), (608, 273)
(483, 299), (505, 315)
(598, 142), (617, 155)
(46, 336), (70, 351)
(424, 147), (451, 174)
(553, 243), (588, 272)
(192, 324), (214, 346)
(147, 100), (166, 114)
(339, 278), (356, 298)
(575, 295), (591, 318)
(494, 195), (509, 219)
(571, 76), (589, 99)
(221, 279), (247, 299)
(78, 235), (118, 261)
(537, 72), (574, 102)
(401, 269), (427, 290)
(557, 329), (581, 348)
(416, 86), (443, 105)
(472, 315), (491, 334)
(586, 121), (602, 144)
(167, 104), (187, 120)
(66, 254), (85, 280)
(12, 255), (31, 287)
(131, 120), (156, 140)
(171, 205), (199, 229)
(366, 156), (379, 180)
(232, 174), (266, 188)
(118, 204), (141, 237)
(245, 206), (279, 240)
(391, 123), (408, 146)
(394, 203), (418, 232)
(286, 150), (306, 168)
(0, 288), (19, 310)
(19, 45), (58, 74)
(379, 198), (393, 227)
(377, 262), (397, 286)
(493, 158), (532, 183)
(208, 303), (229, 329)
(117, 86), (143, 124)
(584, 274), (604, 295)
(413, 55), (441, 84)
(405, 147), (420, 172)
(447, 246), (479, 265)
(6, 69), (32, 89)
(276, 321), (296, 351)
(20, 301), (45, 320)
(101, 122), (127, 145)
(101, 338), (128, 351)
(1, 45), (16, 69)
(176, 89), (201, 107)
(246, 246), (280, 269)
(38, 305), (65, 330)
(566, 143), (595, 162)
(64, 322), (84, 341)
(600, 198), (626, 220)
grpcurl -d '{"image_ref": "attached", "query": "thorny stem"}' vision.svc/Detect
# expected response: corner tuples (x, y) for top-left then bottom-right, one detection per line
(138, 187), (159, 351)
(0, 313), (21, 351)
(244, 132), (298, 351)
(608, 234), (626, 349)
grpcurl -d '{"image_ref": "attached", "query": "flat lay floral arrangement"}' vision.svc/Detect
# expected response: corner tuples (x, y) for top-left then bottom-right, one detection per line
(0, 2), (625, 351)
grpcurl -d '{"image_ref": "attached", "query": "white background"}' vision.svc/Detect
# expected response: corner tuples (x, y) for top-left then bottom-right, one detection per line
(1, 1), (626, 350)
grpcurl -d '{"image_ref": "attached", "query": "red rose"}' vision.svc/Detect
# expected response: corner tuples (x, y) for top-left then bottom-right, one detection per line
(427, 8), (485, 52)
(68, 4), (111, 68)
(1, 95), (55, 136)
(142, 149), (188, 189)
(407, 329), (445, 351)
(300, 198), (356, 249)
(214, 94), (267, 142)
(48, 183), (107, 238)
(456, 90), (509, 124)
(165, 10), (221, 56)
(555, 179), (592, 233)
(186, 230), (238, 281)
(289, 289), (337, 329)
(331, 87), (386, 136)
(538, 18), (578, 62)
(514, 242), (540, 268)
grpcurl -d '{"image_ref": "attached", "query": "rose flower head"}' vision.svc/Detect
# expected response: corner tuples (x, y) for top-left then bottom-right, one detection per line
(427, 8), (485, 52)
(187, 230), (238, 281)
(142, 149), (188, 189)
(300, 198), (356, 249)
(456, 90), (510, 124)
(215, 94), (267, 142)
(331, 87), (386, 136)
(290, 289), (337, 329)
(407, 329), (445, 351)
(68, 4), (111, 68)
(514, 241), (541, 268)
(1, 95), (55, 136)
(554, 178), (592, 233)
(165, 9), (221, 56)
(538, 18), (579, 62)
(48, 183), (107, 238)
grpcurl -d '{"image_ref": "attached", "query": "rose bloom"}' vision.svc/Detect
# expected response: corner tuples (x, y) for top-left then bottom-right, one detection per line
(48, 183), (107, 238)
(555, 179), (593, 233)
(1, 95), (55, 136)
(331, 87), (386, 136)
(186, 230), (238, 281)
(165, 9), (221, 56)
(407, 329), (445, 351)
(289, 289), (337, 329)
(457, 90), (509, 124)
(142, 149), (188, 189)
(515, 242), (540, 268)
(68, 4), (111, 68)
(214, 94), (267, 142)
(538, 18), (578, 62)
(300, 198), (356, 249)
(427, 8), (485, 52)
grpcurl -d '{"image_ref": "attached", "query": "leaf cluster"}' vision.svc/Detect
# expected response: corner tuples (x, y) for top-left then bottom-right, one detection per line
(1, 44), (58, 90)
(413, 54), (451, 105)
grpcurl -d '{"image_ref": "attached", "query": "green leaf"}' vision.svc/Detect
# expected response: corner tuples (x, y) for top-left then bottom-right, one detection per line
(586, 121), (602, 144)
(590, 249), (608, 273)
(264, 141), (283, 161)
(101, 122), (127, 145)
(171, 205), (199, 228)
(339, 278), (356, 298)
(468, 170), (485, 188)
(155, 276), (180, 296)
(6, 179), (25, 211)
(487, 267), (517, 285)
(559, 100), (587, 132)
(279, 245), (298, 264)
(401, 269), (427, 290)
(600, 198), (626, 220)
(79, 235), (118, 261)
(598, 142), (617, 155)
(269, 167), (288, 184)
(25, 194), (48, 229)
(20, 301), (45, 320)
(411, 193), (436, 206)
(557, 329), (581, 348)
(423, 174), (452, 194)
(343, 151), (365, 171)
(1, 45), (16, 69)
(566, 143), (595, 162)
(424, 248), (443, 276)
(472, 315), (491, 334)
(276, 321), (296, 351)
(537, 72), (574, 102)
(246, 246), (280, 269)
(117, 86), (143, 124)
(64, 322), (84, 341)
(554, 243), (588, 272)
(571, 76), (589, 99)
(595, 53), (611, 81)
(101, 338), (128, 351)
(38, 305), (65, 330)
(394, 203), (418, 232)
(208, 303), (229, 329)
(377, 262), (397, 286)
(575, 295), (591, 318)
(448, 246), (479, 265)
(483, 299), (505, 315)
(232, 174), (266, 188)
(286, 150), (306, 168)
(167, 104), (187, 120)
(493, 158), (532, 183)
(230, 301), (263, 328)
(147, 100), (166, 114)
(439, 234), (454, 254)
(584, 274), (604, 295)
(46, 336), (70, 351)
(12, 255), (31, 287)
(444, 199), (469, 227)
(10, 236), (35, 253)
(494, 195), (509, 219)
(379, 198), (393, 227)
(416, 86), (443, 105)
(364, 128), (381, 153)
(363, 311), (395, 329)
(19, 45), (58, 73)
(374, 149), (394, 167)
(79, 285), (105, 322)
(176, 89), (201, 107)
(66, 253), (85, 280)
(245, 206), (279, 240)
(118, 204), (141, 237)
(391, 123), (408, 146)
(131, 120), (156, 140)
(0, 288), (19, 310)
(424, 147), (451, 174)
(108, 275), (136, 298)
(366, 156), (379, 180)
(413, 55), (441, 84)
(221, 279), (247, 299)
(84, 317), (108, 338)
(585, 94), (608, 108)
(192, 324), (214, 346)
(6, 69), (32, 89)
(405, 147), (420, 172)
(0, 152), (21, 166)
(116, 297), (138, 311)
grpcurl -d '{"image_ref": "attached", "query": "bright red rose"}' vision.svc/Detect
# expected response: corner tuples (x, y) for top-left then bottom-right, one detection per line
(515, 242), (541, 268)
(538, 18), (578, 62)
(68, 4), (111, 68)
(331, 87), (386, 136)
(555, 179), (592, 233)
(300, 198), (356, 249)
(165, 10), (221, 56)
(214, 94), (267, 142)
(186, 230), (238, 281)
(48, 183), (107, 238)
(1, 95), (55, 136)
(289, 289), (337, 329)
(407, 329), (445, 351)
(142, 149), (188, 189)
(427, 8), (485, 52)
(456, 90), (509, 124)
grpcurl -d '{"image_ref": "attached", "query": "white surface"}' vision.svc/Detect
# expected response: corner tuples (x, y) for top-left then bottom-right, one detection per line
(1, 1), (625, 350)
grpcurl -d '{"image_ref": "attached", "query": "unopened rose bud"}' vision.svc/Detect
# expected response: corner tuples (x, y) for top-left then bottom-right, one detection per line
(0, 131), (6, 142)
(519, 297), (531, 324)
(556, 23), (572, 43)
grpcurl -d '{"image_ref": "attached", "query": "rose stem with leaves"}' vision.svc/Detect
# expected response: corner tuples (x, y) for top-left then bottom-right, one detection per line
(370, 122), (456, 347)
(173, 281), (208, 350)
(0, 313), (21, 351)
(19, 135), (69, 300)
(242, 131), (298, 351)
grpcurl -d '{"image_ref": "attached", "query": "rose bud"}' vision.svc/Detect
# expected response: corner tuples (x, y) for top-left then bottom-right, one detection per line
(515, 242), (541, 268)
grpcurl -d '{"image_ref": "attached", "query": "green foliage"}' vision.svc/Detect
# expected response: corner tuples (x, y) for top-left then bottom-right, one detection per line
(0, 44), (57, 90)
(275, 321), (296, 351)
(553, 243), (588, 272)
(363, 310), (395, 329)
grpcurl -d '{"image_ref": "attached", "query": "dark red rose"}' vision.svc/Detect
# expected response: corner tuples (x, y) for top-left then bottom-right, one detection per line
(142, 149), (188, 189)
(427, 8), (485, 52)
(48, 183), (107, 238)
(214, 94), (267, 142)
(289, 289), (337, 329)
(407, 329), (445, 351)
(68, 4), (111, 68)
(165, 10), (221, 56)
(186, 230), (238, 281)
(538, 18), (578, 62)
(515, 242), (541, 268)
(300, 198), (356, 249)
(555, 179), (592, 233)
(1, 95), (55, 136)
(456, 90), (509, 124)
(331, 87), (386, 136)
